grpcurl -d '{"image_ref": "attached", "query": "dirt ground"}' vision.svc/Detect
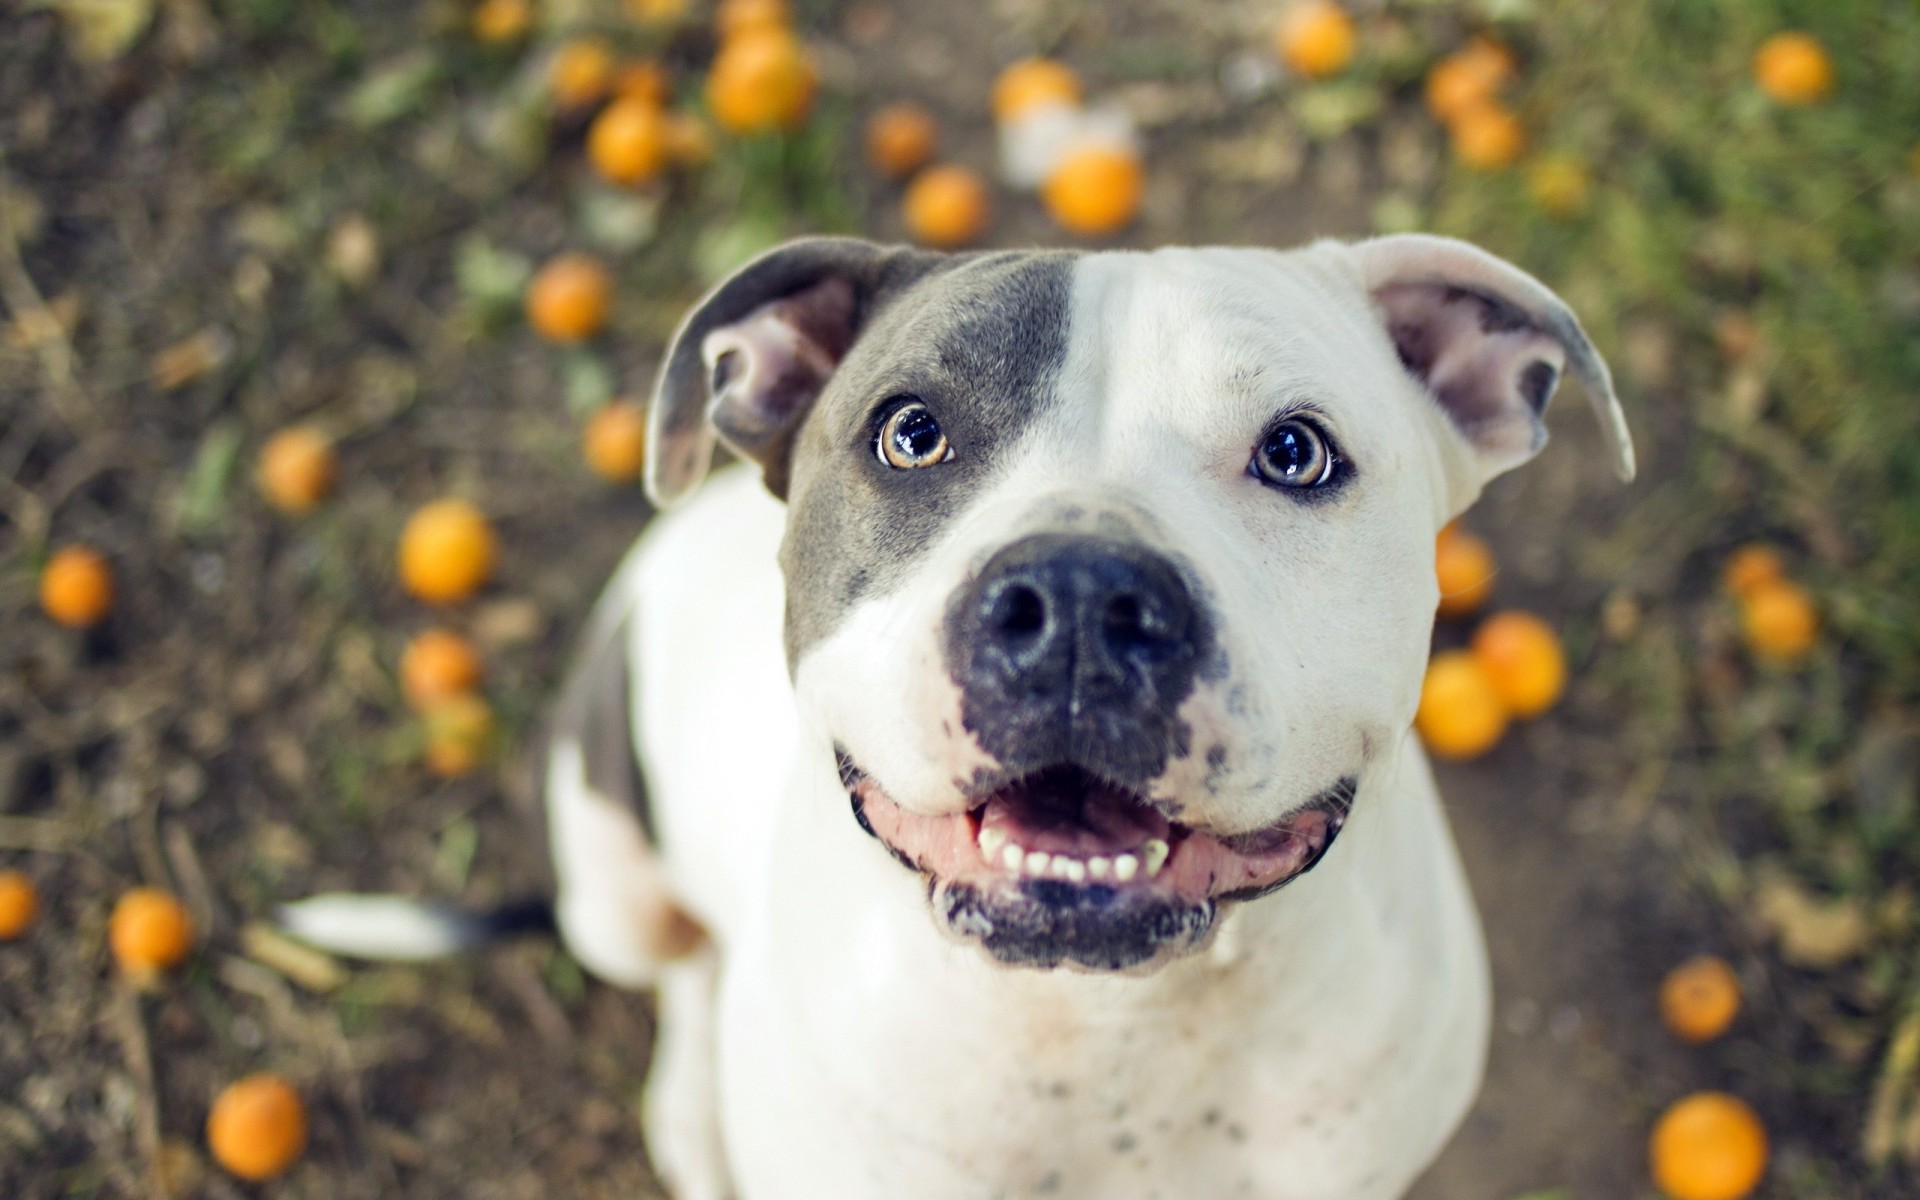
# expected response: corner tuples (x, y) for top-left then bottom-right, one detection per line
(2, 1), (1914, 1198)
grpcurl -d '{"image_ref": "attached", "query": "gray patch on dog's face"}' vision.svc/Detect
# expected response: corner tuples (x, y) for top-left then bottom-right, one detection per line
(778, 251), (1077, 666)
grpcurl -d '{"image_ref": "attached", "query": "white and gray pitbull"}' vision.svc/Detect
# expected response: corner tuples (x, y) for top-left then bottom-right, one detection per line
(295, 233), (1635, 1199)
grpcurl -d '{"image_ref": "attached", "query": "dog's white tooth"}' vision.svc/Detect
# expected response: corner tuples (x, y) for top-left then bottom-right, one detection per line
(1002, 843), (1025, 871)
(1088, 857), (1111, 879)
(977, 826), (1006, 859)
(1025, 851), (1050, 876)
(1051, 857), (1075, 879)
(1142, 839), (1170, 878)
(1064, 860), (1087, 883)
(1113, 855), (1139, 882)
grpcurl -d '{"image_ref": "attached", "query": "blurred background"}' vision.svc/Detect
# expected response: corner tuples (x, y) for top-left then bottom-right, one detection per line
(2, 1), (1917, 1197)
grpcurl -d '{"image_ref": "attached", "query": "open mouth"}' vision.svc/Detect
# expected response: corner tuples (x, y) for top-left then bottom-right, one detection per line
(839, 751), (1354, 970)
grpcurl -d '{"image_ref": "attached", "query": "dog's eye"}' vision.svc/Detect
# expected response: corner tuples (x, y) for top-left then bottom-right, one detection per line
(1250, 418), (1339, 490)
(876, 401), (955, 470)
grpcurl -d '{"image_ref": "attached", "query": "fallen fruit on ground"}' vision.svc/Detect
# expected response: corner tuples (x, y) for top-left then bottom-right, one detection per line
(1753, 31), (1834, 106)
(470, 0), (532, 43)
(41, 544), (115, 628)
(715, 0), (789, 41)
(1434, 522), (1495, 619)
(399, 499), (497, 605)
(613, 59), (671, 106)
(1042, 145), (1144, 237)
(583, 399), (648, 482)
(866, 103), (939, 178)
(628, 0), (690, 24)
(903, 163), (990, 248)
(1720, 543), (1783, 601)
(1659, 954), (1742, 1044)
(207, 1074), (308, 1182)
(1275, 1), (1355, 80)
(588, 97), (672, 186)
(1526, 154), (1591, 219)
(256, 425), (338, 515)
(526, 253), (612, 343)
(0, 871), (39, 940)
(1650, 1092), (1768, 1200)
(1450, 101), (1525, 169)
(991, 58), (1081, 125)
(1416, 650), (1509, 761)
(424, 693), (496, 777)
(110, 888), (195, 974)
(400, 629), (485, 710)
(664, 112), (713, 165)
(1470, 610), (1566, 719)
(1740, 578), (1818, 663)
(706, 28), (816, 134)
(549, 37), (616, 111)
(1424, 36), (1516, 124)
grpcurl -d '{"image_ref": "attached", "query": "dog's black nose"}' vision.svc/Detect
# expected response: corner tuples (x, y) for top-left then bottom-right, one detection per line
(946, 534), (1209, 786)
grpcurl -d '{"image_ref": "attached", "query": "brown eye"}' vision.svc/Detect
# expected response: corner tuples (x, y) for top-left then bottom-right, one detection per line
(877, 401), (954, 469)
(1250, 418), (1338, 490)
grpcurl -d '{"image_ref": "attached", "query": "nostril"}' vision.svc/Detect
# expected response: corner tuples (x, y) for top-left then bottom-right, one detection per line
(1105, 595), (1145, 642)
(1103, 592), (1182, 659)
(992, 584), (1047, 643)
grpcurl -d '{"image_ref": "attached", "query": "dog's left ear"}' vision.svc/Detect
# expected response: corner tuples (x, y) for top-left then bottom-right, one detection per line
(1350, 234), (1635, 487)
(646, 237), (941, 507)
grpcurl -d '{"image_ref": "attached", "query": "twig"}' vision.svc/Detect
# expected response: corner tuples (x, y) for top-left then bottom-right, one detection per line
(0, 153), (93, 427)
(108, 983), (169, 1200)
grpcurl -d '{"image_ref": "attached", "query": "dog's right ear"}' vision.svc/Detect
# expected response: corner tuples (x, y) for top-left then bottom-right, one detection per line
(645, 237), (940, 507)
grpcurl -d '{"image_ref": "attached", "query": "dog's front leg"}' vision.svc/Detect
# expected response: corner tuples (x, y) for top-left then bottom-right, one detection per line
(643, 947), (735, 1200)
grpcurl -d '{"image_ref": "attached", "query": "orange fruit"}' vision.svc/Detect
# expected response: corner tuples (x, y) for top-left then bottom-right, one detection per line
(40, 544), (114, 628)
(1042, 146), (1144, 237)
(664, 111), (714, 165)
(865, 103), (939, 179)
(526, 253), (612, 343)
(400, 629), (485, 711)
(902, 164), (991, 248)
(0, 871), (39, 940)
(612, 59), (672, 107)
(1740, 578), (1818, 663)
(256, 425), (338, 515)
(207, 1074), (308, 1182)
(588, 97), (672, 186)
(706, 27), (816, 134)
(991, 58), (1082, 125)
(1650, 1092), (1768, 1200)
(1275, 1), (1356, 80)
(109, 888), (195, 974)
(1470, 610), (1566, 719)
(1659, 955), (1742, 1044)
(1415, 650), (1510, 761)
(424, 693), (496, 777)
(550, 38), (616, 112)
(1526, 154), (1591, 219)
(1423, 37), (1515, 123)
(1753, 32), (1834, 106)
(628, 0), (690, 24)
(398, 499), (496, 605)
(1450, 101), (1525, 169)
(715, 0), (790, 41)
(471, 0), (532, 43)
(583, 400), (648, 482)
(1720, 544), (1784, 601)
(1434, 523), (1495, 619)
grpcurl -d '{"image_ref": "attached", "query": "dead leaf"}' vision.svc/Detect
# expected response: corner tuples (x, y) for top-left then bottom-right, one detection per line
(44, 0), (155, 63)
(1754, 874), (1872, 969)
(148, 327), (231, 390)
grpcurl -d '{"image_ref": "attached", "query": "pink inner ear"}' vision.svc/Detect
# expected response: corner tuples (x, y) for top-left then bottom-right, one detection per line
(699, 276), (857, 457)
(1376, 282), (1566, 468)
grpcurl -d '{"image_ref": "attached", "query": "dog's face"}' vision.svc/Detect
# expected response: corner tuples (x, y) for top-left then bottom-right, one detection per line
(647, 237), (1632, 973)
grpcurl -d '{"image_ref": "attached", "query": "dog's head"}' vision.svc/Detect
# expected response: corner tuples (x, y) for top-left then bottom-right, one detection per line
(646, 236), (1633, 972)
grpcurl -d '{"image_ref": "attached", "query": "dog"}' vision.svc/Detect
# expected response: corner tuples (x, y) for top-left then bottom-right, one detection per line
(287, 233), (1634, 1199)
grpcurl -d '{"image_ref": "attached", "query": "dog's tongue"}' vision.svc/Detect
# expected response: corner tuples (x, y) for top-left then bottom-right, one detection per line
(976, 770), (1172, 857)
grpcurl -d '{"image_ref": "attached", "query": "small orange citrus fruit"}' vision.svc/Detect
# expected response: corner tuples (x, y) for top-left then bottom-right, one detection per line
(583, 400), (649, 482)
(1042, 146), (1144, 237)
(612, 60), (672, 107)
(1720, 544), (1784, 601)
(903, 164), (991, 248)
(526, 253), (612, 343)
(1415, 650), (1510, 761)
(1275, 1), (1356, 80)
(706, 27), (816, 134)
(1435, 523), (1496, 619)
(1740, 578), (1818, 663)
(664, 112), (714, 165)
(398, 499), (496, 605)
(41, 544), (115, 628)
(207, 1074), (308, 1182)
(0, 871), (39, 940)
(1659, 955), (1742, 1044)
(1526, 154), (1591, 219)
(865, 103), (939, 179)
(256, 426), (338, 516)
(991, 58), (1082, 125)
(549, 37), (616, 112)
(471, 0), (532, 43)
(588, 97), (673, 186)
(110, 888), (195, 974)
(1450, 101), (1525, 169)
(424, 693), (496, 777)
(627, 0), (690, 24)
(1424, 37), (1515, 123)
(1470, 610), (1566, 719)
(1650, 1092), (1768, 1200)
(400, 629), (485, 711)
(1753, 32), (1834, 106)
(715, 0), (790, 41)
